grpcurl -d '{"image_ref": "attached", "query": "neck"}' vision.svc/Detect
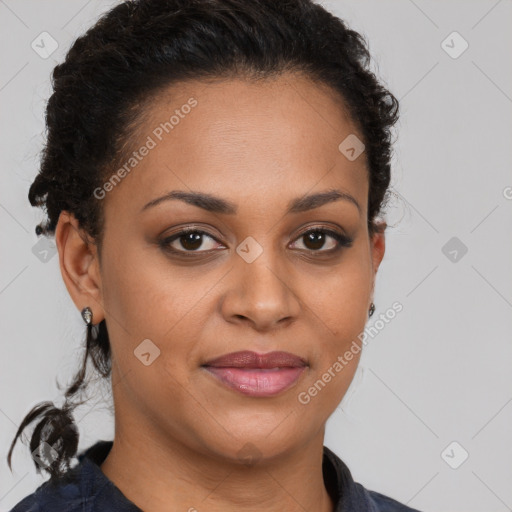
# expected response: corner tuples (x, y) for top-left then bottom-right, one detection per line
(100, 425), (335, 512)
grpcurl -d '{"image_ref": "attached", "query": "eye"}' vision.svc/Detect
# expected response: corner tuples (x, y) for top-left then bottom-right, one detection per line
(159, 229), (224, 253)
(289, 228), (353, 253)
(159, 226), (353, 256)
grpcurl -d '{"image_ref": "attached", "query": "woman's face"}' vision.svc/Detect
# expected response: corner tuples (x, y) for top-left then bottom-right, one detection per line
(68, 73), (385, 462)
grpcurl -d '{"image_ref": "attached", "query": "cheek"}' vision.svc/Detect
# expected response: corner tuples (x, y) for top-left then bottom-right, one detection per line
(101, 243), (209, 339)
(298, 256), (372, 338)
(100, 246), (226, 399)
(294, 352), (361, 427)
(295, 252), (370, 406)
(99, 248), (207, 423)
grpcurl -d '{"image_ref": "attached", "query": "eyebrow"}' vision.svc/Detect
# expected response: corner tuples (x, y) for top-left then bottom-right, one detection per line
(141, 188), (361, 216)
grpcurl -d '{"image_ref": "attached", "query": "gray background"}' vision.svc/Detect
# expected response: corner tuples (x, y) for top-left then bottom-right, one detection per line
(1, 1), (511, 510)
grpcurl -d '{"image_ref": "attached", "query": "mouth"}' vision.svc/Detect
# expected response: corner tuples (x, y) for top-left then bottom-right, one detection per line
(202, 350), (308, 397)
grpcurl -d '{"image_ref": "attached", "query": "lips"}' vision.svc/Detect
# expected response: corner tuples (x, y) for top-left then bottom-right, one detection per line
(202, 350), (307, 397)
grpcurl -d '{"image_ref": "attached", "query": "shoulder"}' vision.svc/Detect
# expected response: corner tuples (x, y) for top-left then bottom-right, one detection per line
(322, 446), (422, 512)
(360, 483), (422, 512)
(8, 448), (106, 512)
(8, 474), (85, 512)
(8, 441), (140, 512)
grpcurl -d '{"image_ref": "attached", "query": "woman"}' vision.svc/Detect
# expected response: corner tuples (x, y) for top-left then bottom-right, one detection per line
(7, 0), (419, 510)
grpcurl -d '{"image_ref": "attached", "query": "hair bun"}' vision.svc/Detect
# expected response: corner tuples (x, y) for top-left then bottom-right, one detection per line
(8, 401), (79, 481)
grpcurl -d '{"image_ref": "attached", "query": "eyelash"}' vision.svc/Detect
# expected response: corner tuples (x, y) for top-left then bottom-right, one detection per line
(158, 227), (353, 256)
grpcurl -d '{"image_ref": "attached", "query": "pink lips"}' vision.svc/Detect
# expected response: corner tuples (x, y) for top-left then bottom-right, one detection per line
(202, 350), (307, 397)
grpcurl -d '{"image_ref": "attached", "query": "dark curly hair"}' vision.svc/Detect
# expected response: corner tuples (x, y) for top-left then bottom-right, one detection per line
(7, 0), (399, 482)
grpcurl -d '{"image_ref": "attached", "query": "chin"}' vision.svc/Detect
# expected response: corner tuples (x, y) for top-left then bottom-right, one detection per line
(201, 419), (305, 462)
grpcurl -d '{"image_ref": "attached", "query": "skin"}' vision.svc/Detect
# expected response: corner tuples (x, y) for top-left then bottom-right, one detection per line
(55, 72), (385, 512)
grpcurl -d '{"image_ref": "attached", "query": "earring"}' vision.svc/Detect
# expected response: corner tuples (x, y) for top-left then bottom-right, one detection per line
(368, 302), (375, 318)
(81, 306), (93, 326)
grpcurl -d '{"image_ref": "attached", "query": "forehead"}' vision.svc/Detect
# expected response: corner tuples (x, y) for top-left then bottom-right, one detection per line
(103, 73), (368, 220)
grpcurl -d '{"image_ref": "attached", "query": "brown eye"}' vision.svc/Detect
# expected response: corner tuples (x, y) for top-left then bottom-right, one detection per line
(178, 232), (203, 250)
(160, 230), (223, 253)
(303, 231), (328, 250)
(290, 228), (353, 253)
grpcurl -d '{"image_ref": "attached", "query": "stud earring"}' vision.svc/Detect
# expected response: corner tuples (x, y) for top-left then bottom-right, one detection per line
(81, 306), (93, 326)
(368, 302), (375, 318)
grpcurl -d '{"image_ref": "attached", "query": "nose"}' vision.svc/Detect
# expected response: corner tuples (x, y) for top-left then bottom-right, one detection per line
(219, 248), (301, 332)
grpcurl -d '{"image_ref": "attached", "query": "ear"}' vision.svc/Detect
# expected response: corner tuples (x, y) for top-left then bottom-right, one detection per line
(369, 219), (386, 300)
(54, 211), (105, 325)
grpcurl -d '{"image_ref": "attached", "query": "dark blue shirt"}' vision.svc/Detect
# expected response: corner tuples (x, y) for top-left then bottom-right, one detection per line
(10, 440), (421, 511)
